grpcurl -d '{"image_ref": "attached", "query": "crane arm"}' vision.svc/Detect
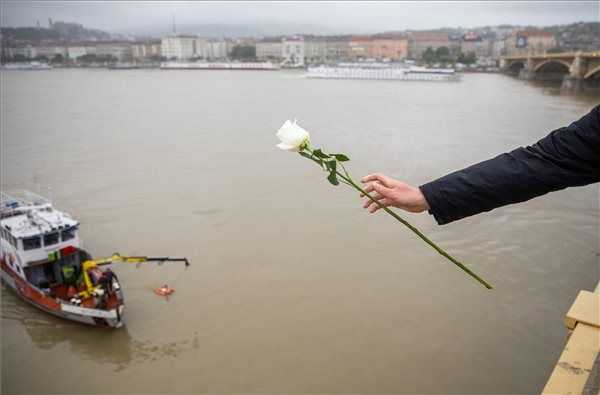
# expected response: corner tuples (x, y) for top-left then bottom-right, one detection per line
(76, 253), (189, 299)
(86, 253), (190, 267)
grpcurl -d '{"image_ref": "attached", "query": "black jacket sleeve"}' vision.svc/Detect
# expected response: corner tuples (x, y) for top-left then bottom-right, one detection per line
(419, 105), (600, 225)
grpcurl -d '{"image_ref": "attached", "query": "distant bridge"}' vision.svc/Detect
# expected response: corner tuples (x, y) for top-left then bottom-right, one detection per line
(500, 51), (600, 91)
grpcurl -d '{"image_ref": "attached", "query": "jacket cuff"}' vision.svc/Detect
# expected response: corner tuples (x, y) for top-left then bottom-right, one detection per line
(419, 182), (450, 225)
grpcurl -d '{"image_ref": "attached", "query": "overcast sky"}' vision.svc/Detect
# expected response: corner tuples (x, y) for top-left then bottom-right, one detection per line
(1, 1), (598, 34)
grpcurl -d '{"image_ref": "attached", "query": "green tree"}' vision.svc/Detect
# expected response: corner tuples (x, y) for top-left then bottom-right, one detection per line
(465, 51), (476, 64)
(77, 53), (97, 63)
(230, 45), (256, 60)
(51, 54), (64, 64)
(435, 46), (450, 58)
(457, 51), (477, 65)
(98, 54), (118, 63)
(422, 47), (436, 64)
(435, 46), (453, 64)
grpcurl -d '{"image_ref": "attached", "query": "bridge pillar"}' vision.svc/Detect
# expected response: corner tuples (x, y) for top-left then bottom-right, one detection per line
(569, 51), (586, 79)
(518, 56), (536, 80)
(562, 51), (589, 92)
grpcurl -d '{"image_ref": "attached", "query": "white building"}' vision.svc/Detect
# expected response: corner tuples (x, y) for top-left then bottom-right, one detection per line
(8, 46), (36, 58)
(459, 38), (492, 58)
(162, 36), (230, 60)
(132, 42), (161, 60)
(207, 41), (229, 60)
(67, 46), (88, 60)
(256, 39), (283, 60)
(282, 37), (305, 66)
(95, 42), (132, 61)
(33, 46), (67, 59)
(491, 40), (506, 59)
(161, 35), (197, 60)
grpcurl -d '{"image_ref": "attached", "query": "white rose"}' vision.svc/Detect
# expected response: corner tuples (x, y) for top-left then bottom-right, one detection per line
(276, 120), (310, 151)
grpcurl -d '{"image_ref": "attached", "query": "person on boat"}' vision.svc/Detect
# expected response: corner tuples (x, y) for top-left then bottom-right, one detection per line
(361, 105), (599, 223)
(98, 269), (116, 294)
(61, 265), (77, 285)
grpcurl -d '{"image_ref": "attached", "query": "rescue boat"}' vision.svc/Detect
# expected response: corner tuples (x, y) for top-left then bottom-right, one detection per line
(0, 191), (188, 328)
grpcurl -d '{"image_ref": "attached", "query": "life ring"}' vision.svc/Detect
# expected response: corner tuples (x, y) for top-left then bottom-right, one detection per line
(154, 285), (175, 297)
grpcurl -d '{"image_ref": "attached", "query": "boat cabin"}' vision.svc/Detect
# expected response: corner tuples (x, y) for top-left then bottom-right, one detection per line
(1, 191), (83, 296)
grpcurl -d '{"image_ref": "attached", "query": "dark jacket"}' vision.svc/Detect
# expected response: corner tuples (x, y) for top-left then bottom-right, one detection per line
(420, 105), (600, 225)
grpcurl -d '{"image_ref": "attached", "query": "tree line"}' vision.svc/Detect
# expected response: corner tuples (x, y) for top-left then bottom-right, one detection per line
(422, 46), (477, 65)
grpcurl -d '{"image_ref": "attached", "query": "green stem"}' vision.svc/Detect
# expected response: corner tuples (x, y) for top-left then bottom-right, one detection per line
(302, 147), (492, 289)
(338, 171), (492, 289)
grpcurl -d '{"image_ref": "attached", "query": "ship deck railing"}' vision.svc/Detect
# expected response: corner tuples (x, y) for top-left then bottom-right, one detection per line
(1, 190), (51, 219)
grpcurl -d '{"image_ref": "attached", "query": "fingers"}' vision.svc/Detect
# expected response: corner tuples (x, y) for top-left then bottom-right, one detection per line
(361, 183), (394, 212)
(360, 180), (394, 198)
(359, 183), (376, 197)
(368, 198), (390, 213)
(363, 191), (383, 209)
(372, 181), (394, 198)
(361, 173), (392, 187)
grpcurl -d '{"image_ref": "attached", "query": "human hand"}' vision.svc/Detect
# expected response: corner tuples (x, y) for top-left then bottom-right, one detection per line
(361, 173), (430, 214)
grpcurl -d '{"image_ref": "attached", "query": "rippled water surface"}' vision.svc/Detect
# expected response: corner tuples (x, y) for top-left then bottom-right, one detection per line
(1, 69), (598, 394)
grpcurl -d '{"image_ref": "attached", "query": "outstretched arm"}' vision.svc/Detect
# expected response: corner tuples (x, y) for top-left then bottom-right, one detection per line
(362, 105), (600, 225)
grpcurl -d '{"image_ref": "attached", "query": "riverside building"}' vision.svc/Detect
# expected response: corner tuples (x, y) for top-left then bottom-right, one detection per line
(256, 37), (283, 61)
(161, 35), (197, 60)
(282, 36), (305, 66)
(408, 32), (452, 59)
(504, 30), (557, 56)
(304, 36), (352, 63)
(132, 41), (161, 60)
(459, 33), (493, 58)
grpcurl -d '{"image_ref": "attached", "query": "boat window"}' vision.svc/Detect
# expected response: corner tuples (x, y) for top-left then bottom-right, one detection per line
(23, 236), (41, 250)
(44, 232), (59, 246)
(61, 227), (76, 241)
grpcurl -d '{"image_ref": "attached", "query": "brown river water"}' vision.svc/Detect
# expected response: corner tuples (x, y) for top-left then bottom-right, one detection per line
(1, 69), (598, 394)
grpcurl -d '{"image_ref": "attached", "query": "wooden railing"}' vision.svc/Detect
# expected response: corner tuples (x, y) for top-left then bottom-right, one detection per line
(542, 281), (600, 394)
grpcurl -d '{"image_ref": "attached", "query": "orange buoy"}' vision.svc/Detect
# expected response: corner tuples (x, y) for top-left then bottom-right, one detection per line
(154, 284), (175, 297)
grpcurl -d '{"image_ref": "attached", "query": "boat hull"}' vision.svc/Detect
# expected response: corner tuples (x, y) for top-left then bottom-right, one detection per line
(0, 259), (123, 328)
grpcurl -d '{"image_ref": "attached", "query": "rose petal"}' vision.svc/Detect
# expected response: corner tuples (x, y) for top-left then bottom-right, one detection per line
(276, 142), (298, 151)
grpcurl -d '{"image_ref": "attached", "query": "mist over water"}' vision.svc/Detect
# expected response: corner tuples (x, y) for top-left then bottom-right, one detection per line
(1, 69), (598, 394)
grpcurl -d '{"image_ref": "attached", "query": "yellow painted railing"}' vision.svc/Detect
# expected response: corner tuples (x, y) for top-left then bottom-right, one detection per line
(502, 52), (600, 61)
(542, 282), (600, 394)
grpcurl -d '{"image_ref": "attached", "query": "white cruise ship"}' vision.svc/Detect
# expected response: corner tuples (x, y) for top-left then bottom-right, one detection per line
(1, 62), (52, 70)
(161, 61), (280, 70)
(306, 65), (459, 81)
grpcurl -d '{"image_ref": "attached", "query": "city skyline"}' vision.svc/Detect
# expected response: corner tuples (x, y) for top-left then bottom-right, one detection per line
(1, 1), (598, 36)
